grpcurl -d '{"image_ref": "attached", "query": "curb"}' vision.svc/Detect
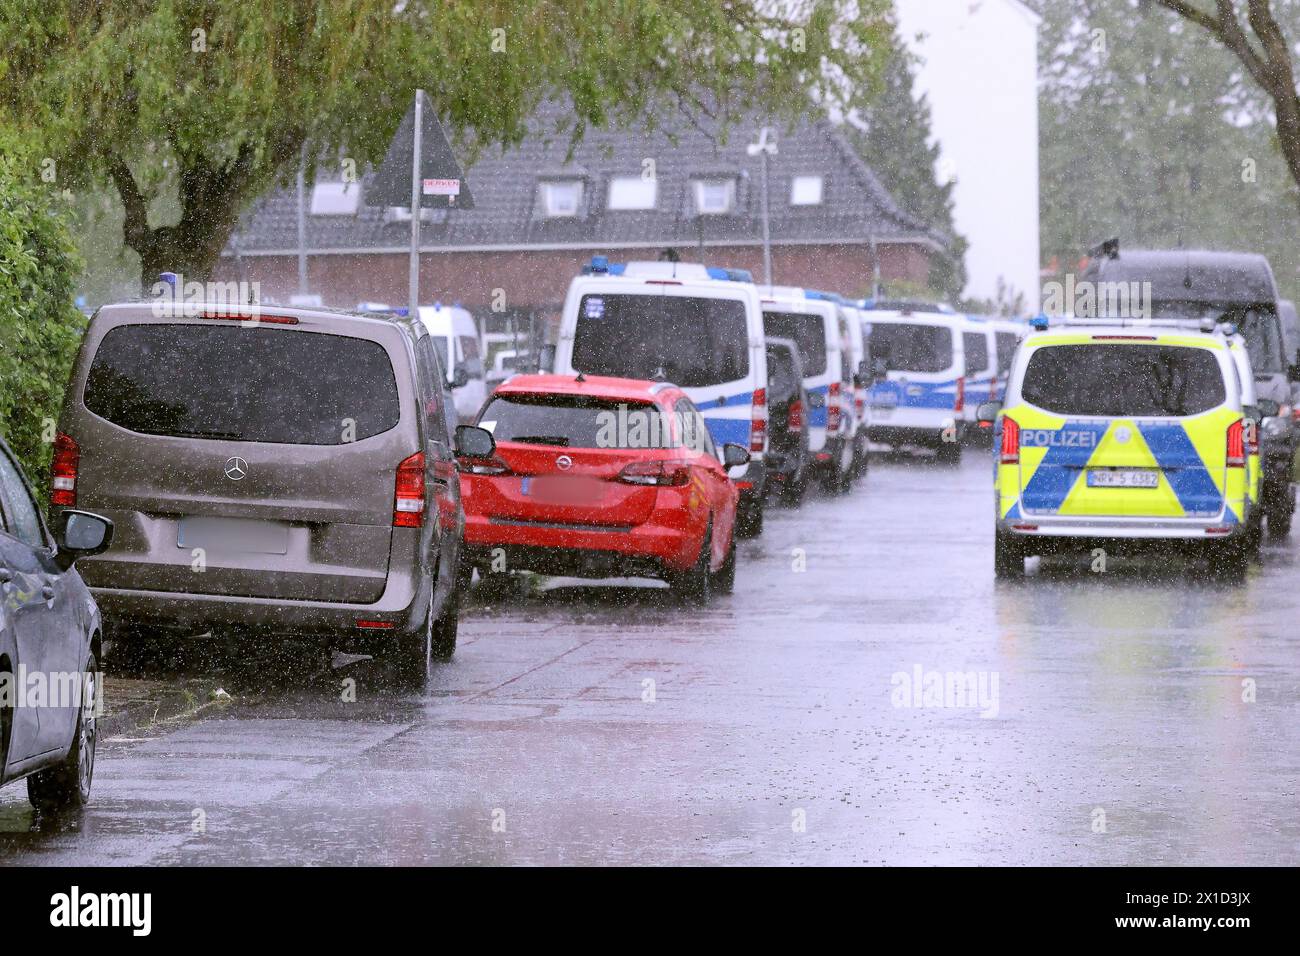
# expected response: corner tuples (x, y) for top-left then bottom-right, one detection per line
(99, 679), (230, 739)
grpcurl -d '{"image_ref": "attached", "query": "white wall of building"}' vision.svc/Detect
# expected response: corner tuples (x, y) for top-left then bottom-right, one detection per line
(893, 0), (1041, 309)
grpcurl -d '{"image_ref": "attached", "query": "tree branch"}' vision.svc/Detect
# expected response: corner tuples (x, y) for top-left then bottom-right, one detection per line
(107, 155), (152, 254)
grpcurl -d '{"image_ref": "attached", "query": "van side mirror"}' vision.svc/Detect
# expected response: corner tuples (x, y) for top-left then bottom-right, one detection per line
(454, 425), (496, 459)
(53, 509), (114, 570)
(448, 367), (470, 390)
(722, 443), (751, 469)
(975, 401), (1002, 425)
(854, 359), (871, 388)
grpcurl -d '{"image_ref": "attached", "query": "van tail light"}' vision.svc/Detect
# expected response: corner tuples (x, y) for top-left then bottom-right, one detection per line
(954, 376), (966, 413)
(393, 451), (426, 527)
(51, 432), (80, 506)
(827, 382), (842, 432)
(1226, 419), (1246, 468)
(787, 399), (804, 433)
(619, 460), (691, 487)
(750, 387), (767, 453)
(1000, 417), (1020, 465)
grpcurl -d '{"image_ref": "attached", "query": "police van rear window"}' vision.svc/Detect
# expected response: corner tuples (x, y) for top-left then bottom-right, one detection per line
(867, 323), (952, 374)
(1021, 344), (1225, 417)
(763, 311), (828, 376)
(84, 324), (401, 444)
(572, 294), (749, 388)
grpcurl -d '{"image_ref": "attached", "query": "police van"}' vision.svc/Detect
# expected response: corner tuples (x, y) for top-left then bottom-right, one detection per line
(840, 299), (872, 477)
(960, 317), (999, 440)
(979, 317), (1258, 579)
(554, 258), (769, 535)
(759, 287), (857, 493)
(859, 302), (967, 464)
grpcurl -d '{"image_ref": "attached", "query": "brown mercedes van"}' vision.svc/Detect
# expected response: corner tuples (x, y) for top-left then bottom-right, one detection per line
(50, 301), (495, 685)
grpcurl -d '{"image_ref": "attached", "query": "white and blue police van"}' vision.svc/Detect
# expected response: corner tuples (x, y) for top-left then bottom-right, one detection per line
(858, 300), (968, 464)
(758, 287), (856, 493)
(960, 316), (999, 439)
(554, 257), (770, 535)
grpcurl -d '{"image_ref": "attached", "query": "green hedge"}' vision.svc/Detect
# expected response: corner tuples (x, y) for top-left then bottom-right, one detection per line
(0, 151), (86, 500)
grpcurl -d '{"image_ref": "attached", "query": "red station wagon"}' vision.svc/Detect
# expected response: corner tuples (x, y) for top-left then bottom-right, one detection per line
(458, 374), (750, 601)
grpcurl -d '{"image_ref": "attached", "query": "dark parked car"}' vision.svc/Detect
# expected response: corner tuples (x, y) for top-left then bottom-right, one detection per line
(763, 338), (812, 506)
(1083, 243), (1297, 539)
(0, 435), (114, 810)
(51, 301), (494, 686)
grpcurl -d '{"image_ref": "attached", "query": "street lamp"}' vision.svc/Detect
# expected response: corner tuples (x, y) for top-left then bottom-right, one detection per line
(747, 127), (778, 287)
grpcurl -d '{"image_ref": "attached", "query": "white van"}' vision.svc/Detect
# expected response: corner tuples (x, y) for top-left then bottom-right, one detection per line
(554, 258), (769, 535)
(417, 303), (485, 424)
(759, 287), (856, 493)
(859, 305), (968, 464)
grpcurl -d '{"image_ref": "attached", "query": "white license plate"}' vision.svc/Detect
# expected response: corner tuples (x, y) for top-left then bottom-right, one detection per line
(523, 476), (604, 505)
(1086, 469), (1159, 489)
(177, 517), (290, 554)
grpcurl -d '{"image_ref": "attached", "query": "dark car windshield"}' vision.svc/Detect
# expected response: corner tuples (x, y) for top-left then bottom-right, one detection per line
(84, 324), (401, 444)
(867, 322), (953, 374)
(1021, 343), (1226, 417)
(1149, 301), (1284, 373)
(763, 311), (828, 376)
(572, 293), (749, 387)
(765, 346), (801, 403)
(479, 393), (678, 449)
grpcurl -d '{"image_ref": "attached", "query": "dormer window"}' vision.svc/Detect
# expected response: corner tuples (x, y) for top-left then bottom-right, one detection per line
(310, 181), (361, 215)
(607, 176), (657, 210)
(693, 178), (735, 215)
(790, 175), (824, 206)
(539, 179), (584, 218)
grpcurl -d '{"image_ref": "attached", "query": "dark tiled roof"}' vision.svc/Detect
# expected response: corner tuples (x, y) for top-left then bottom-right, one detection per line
(226, 100), (951, 256)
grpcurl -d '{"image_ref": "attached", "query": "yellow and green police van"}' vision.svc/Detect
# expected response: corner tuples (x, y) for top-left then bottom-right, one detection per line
(978, 320), (1260, 580)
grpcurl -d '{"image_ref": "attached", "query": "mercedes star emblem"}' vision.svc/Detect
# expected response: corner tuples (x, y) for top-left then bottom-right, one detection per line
(224, 456), (249, 481)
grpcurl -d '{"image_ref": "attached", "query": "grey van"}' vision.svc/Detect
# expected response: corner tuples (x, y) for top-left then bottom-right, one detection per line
(1082, 244), (1297, 537)
(51, 302), (495, 684)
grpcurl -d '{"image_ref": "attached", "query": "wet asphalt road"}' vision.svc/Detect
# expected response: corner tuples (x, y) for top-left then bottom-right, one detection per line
(2, 451), (1298, 865)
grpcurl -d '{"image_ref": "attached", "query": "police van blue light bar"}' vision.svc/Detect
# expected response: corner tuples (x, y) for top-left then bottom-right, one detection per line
(1029, 313), (1050, 331)
(705, 267), (755, 283)
(583, 256), (626, 276)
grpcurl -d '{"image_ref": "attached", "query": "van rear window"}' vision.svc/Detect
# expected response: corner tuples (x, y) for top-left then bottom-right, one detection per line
(763, 311), (828, 375)
(867, 323), (952, 374)
(84, 324), (401, 444)
(1021, 344), (1226, 417)
(572, 294), (749, 387)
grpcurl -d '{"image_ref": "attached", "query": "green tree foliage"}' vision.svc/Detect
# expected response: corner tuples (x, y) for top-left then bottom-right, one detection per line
(0, 0), (894, 289)
(846, 38), (968, 301)
(1038, 0), (1300, 302)
(0, 144), (86, 490)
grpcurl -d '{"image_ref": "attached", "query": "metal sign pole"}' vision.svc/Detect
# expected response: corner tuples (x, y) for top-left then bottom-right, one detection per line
(408, 90), (423, 317)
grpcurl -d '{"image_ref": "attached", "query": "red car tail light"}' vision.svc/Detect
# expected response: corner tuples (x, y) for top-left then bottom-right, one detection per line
(750, 387), (767, 453)
(1000, 417), (1020, 465)
(393, 451), (426, 527)
(787, 398), (804, 433)
(618, 460), (691, 487)
(954, 376), (965, 413)
(827, 382), (842, 432)
(1226, 419), (1246, 468)
(51, 432), (79, 506)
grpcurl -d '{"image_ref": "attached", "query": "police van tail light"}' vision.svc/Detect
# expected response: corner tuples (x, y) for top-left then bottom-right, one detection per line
(827, 383), (842, 432)
(999, 417), (1020, 465)
(787, 398), (804, 433)
(51, 432), (80, 506)
(393, 451), (426, 527)
(750, 387), (767, 453)
(1226, 419), (1246, 468)
(954, 376), (966, 414)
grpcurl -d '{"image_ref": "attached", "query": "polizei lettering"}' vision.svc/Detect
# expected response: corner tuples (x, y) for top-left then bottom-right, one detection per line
(1019, 429), (1098, 449)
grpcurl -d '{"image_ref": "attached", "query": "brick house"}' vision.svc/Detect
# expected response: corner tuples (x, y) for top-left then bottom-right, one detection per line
(218, 100), (954, 340)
